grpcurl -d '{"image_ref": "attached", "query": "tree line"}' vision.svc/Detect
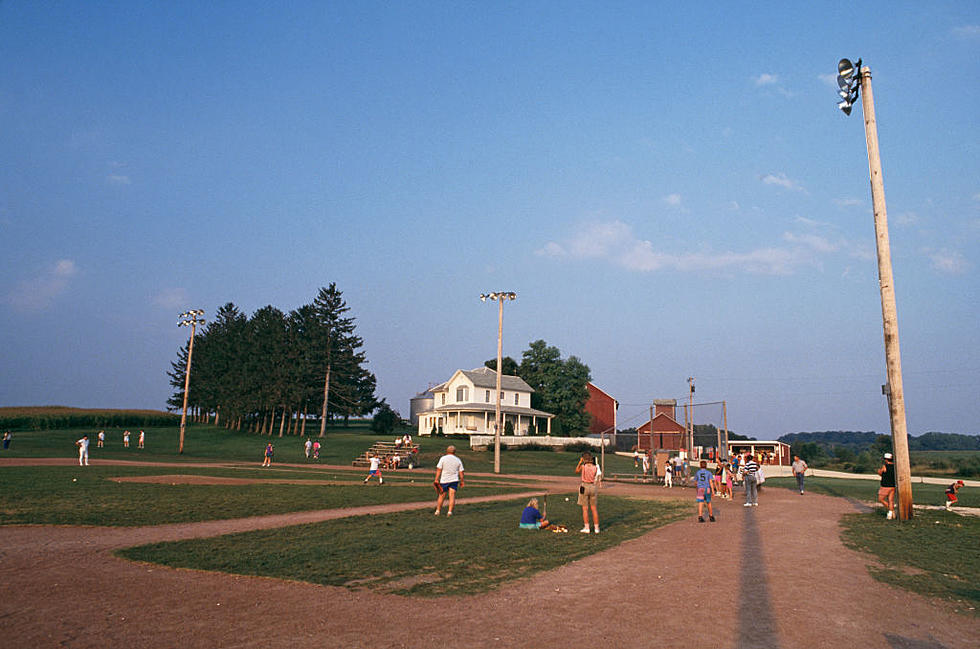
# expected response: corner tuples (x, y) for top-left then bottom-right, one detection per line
(167, 284), (377, 436)
(485, 339), (592, 435)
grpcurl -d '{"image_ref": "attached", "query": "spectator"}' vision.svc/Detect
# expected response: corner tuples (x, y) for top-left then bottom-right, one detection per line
(575, 452), (601, 533)
(741, 452), (760, 507)
(791, 455), (809, 495)
(876, 453), (896, 519)
(434, 446), (464, 515)
(304, 438), (312, 459)
(694, 460), (716, 522)
(2, 431), (11, 450)
(97, 430), (105, 448)
(262, 443), (274, 467)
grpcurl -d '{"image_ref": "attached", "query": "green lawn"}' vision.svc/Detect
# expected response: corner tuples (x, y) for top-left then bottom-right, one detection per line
(0, 465), (523, 526)
(0, 424), (641, 476)
(766, 476), (977, 509)
(119, 495), (687, 596)
(840, 510), (980, 614)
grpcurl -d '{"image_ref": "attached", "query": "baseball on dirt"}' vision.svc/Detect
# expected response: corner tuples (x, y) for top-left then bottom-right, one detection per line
(564, 497), (569, 501)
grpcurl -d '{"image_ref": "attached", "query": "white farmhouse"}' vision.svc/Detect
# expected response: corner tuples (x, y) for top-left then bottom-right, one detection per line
(416, 367), (555, 436)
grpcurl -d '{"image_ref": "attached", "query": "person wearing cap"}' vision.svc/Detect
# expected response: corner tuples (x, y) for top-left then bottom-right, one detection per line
(944, 480), (965, 511)
(876, 453), (896, 519)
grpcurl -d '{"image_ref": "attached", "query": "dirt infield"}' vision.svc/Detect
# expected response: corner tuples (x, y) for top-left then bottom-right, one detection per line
(0, 464), (977, 648)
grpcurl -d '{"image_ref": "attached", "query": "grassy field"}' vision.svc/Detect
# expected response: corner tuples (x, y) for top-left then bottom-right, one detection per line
(0, 465), (524, 526)
(119, 495), (688, 596)
(840, 510), (980, 614)
(0, 423), (641, 476)
(766, 476), (977, 509)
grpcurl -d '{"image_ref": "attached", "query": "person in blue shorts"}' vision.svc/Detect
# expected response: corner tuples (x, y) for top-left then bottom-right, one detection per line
(694, 460), (716, 523)
(519, 498), (553, 530)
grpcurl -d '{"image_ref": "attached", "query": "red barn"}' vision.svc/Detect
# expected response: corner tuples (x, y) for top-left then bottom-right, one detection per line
(584, 382), (618, 436)
(636, 399), (686, 451)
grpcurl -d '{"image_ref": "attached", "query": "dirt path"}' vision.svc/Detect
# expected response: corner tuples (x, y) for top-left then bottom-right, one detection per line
(0, 465), (976, 648)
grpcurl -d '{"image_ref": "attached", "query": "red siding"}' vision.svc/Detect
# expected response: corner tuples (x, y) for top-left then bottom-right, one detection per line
(584, 383), (617, 436)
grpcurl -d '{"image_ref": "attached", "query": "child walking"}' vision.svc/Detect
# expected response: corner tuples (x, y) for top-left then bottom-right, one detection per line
(694, 460), (716, 522)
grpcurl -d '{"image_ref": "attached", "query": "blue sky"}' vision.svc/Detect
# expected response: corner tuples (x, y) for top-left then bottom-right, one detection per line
(1, 2), (977, 438)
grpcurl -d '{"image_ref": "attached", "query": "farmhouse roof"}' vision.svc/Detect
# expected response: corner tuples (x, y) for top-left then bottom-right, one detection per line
(431, 367), (534, 393)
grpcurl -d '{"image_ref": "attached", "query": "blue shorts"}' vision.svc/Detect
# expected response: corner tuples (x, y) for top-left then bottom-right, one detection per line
(696, 488), (712, 503)
(369, 469), (381, 476)
(441, 481), (459, 491)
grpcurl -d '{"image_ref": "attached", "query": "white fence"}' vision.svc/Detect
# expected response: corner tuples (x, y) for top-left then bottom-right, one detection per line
(469, 435), (609, 450)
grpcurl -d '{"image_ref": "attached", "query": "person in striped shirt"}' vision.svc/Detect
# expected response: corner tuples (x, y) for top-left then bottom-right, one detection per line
(741, 452), (760, 507)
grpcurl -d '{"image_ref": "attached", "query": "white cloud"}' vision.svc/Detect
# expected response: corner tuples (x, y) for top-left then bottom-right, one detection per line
(106, 174), (131, 185)
(833, 197), (864, 208)
(972, 192), (980, 202)
(663, 193), (682, 206)
(538, 220), (828, 276)
(754, 73), (779, 86)
(761, 173), (804, 192)
(818, 73), (837, 87)
(782, 232), (839, 253)
(927, 249), (969, 274)
(4, 259), (78, 312)
(952, 24), (980, 38)
(153, 287), (190, 310)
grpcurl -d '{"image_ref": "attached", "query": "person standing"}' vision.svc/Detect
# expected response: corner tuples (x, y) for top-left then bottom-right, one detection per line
(312, 440), (320, 460)
(2, 431), (11, 449)
(304, 438), (312, 459)
(262, 442), (274, 467)
(791, 455), (809, 495)
(575, 451), (601, 533)
(741, 452), (760, 507)
(877, 453), (896, 519)
(664, 461), (673, 488)
(76, 434), (90, 466)
(434, 446), (464, 515)
(123, 431), (130, 448)
(137, 430), (145, 449)
(694, 460), (716, 522)
(97, 430), (105, 448)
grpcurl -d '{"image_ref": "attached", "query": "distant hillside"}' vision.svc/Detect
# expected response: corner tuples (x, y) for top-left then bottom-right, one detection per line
(778, 430), (980, 452)
(779, 431), (879, 450)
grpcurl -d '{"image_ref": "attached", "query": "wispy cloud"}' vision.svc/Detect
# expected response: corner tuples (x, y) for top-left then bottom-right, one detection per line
(537, 220), (841, 276)
(952, 24), (980, 38)
(106, 174), (131, 185)
(893, 211), (918, 226)
(4, 259), (78, 312)
(153, 287), (190, 310)
(833, 197), (864, 208)
(663, 193), (682, 206)
(818, 73), (837, 87)
(761, 173), (805, 192)
(754, 73), (779, 86)
(927, 249), (969, 274)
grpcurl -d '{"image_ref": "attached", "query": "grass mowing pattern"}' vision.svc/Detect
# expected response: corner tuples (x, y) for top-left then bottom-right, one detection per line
(119, 495), (687, 596)
(0, 466), (521, 526)
(840, 510), (980, 614)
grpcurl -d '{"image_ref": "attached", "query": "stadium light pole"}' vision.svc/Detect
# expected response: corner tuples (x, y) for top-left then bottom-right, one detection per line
(177, 309), (205, 455)
(836, 58), (913, 520)
(481, 291), (516, 474)
(687, 377), (695, 459)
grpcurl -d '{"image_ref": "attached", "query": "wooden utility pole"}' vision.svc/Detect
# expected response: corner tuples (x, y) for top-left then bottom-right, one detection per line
(858, 66), (913, 520)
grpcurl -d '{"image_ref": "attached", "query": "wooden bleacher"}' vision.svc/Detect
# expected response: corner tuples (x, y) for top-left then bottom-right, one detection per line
(351, 440), (420, 469)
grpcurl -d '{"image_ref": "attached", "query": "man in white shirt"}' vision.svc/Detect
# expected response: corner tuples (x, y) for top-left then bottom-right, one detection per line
(76, 434), (90, 466)
(434, 445), (465, 516)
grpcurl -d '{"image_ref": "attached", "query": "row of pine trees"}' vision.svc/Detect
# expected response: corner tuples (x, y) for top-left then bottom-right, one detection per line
(167, 284), (377, 437)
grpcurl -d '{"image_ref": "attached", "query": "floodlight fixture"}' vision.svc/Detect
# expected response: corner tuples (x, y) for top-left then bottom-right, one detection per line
(176, 308), (206, 454)
(837, 58), (856, 78)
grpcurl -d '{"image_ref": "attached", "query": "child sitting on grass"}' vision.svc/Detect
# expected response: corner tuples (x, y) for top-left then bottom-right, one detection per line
(519, 498), (553, 530)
